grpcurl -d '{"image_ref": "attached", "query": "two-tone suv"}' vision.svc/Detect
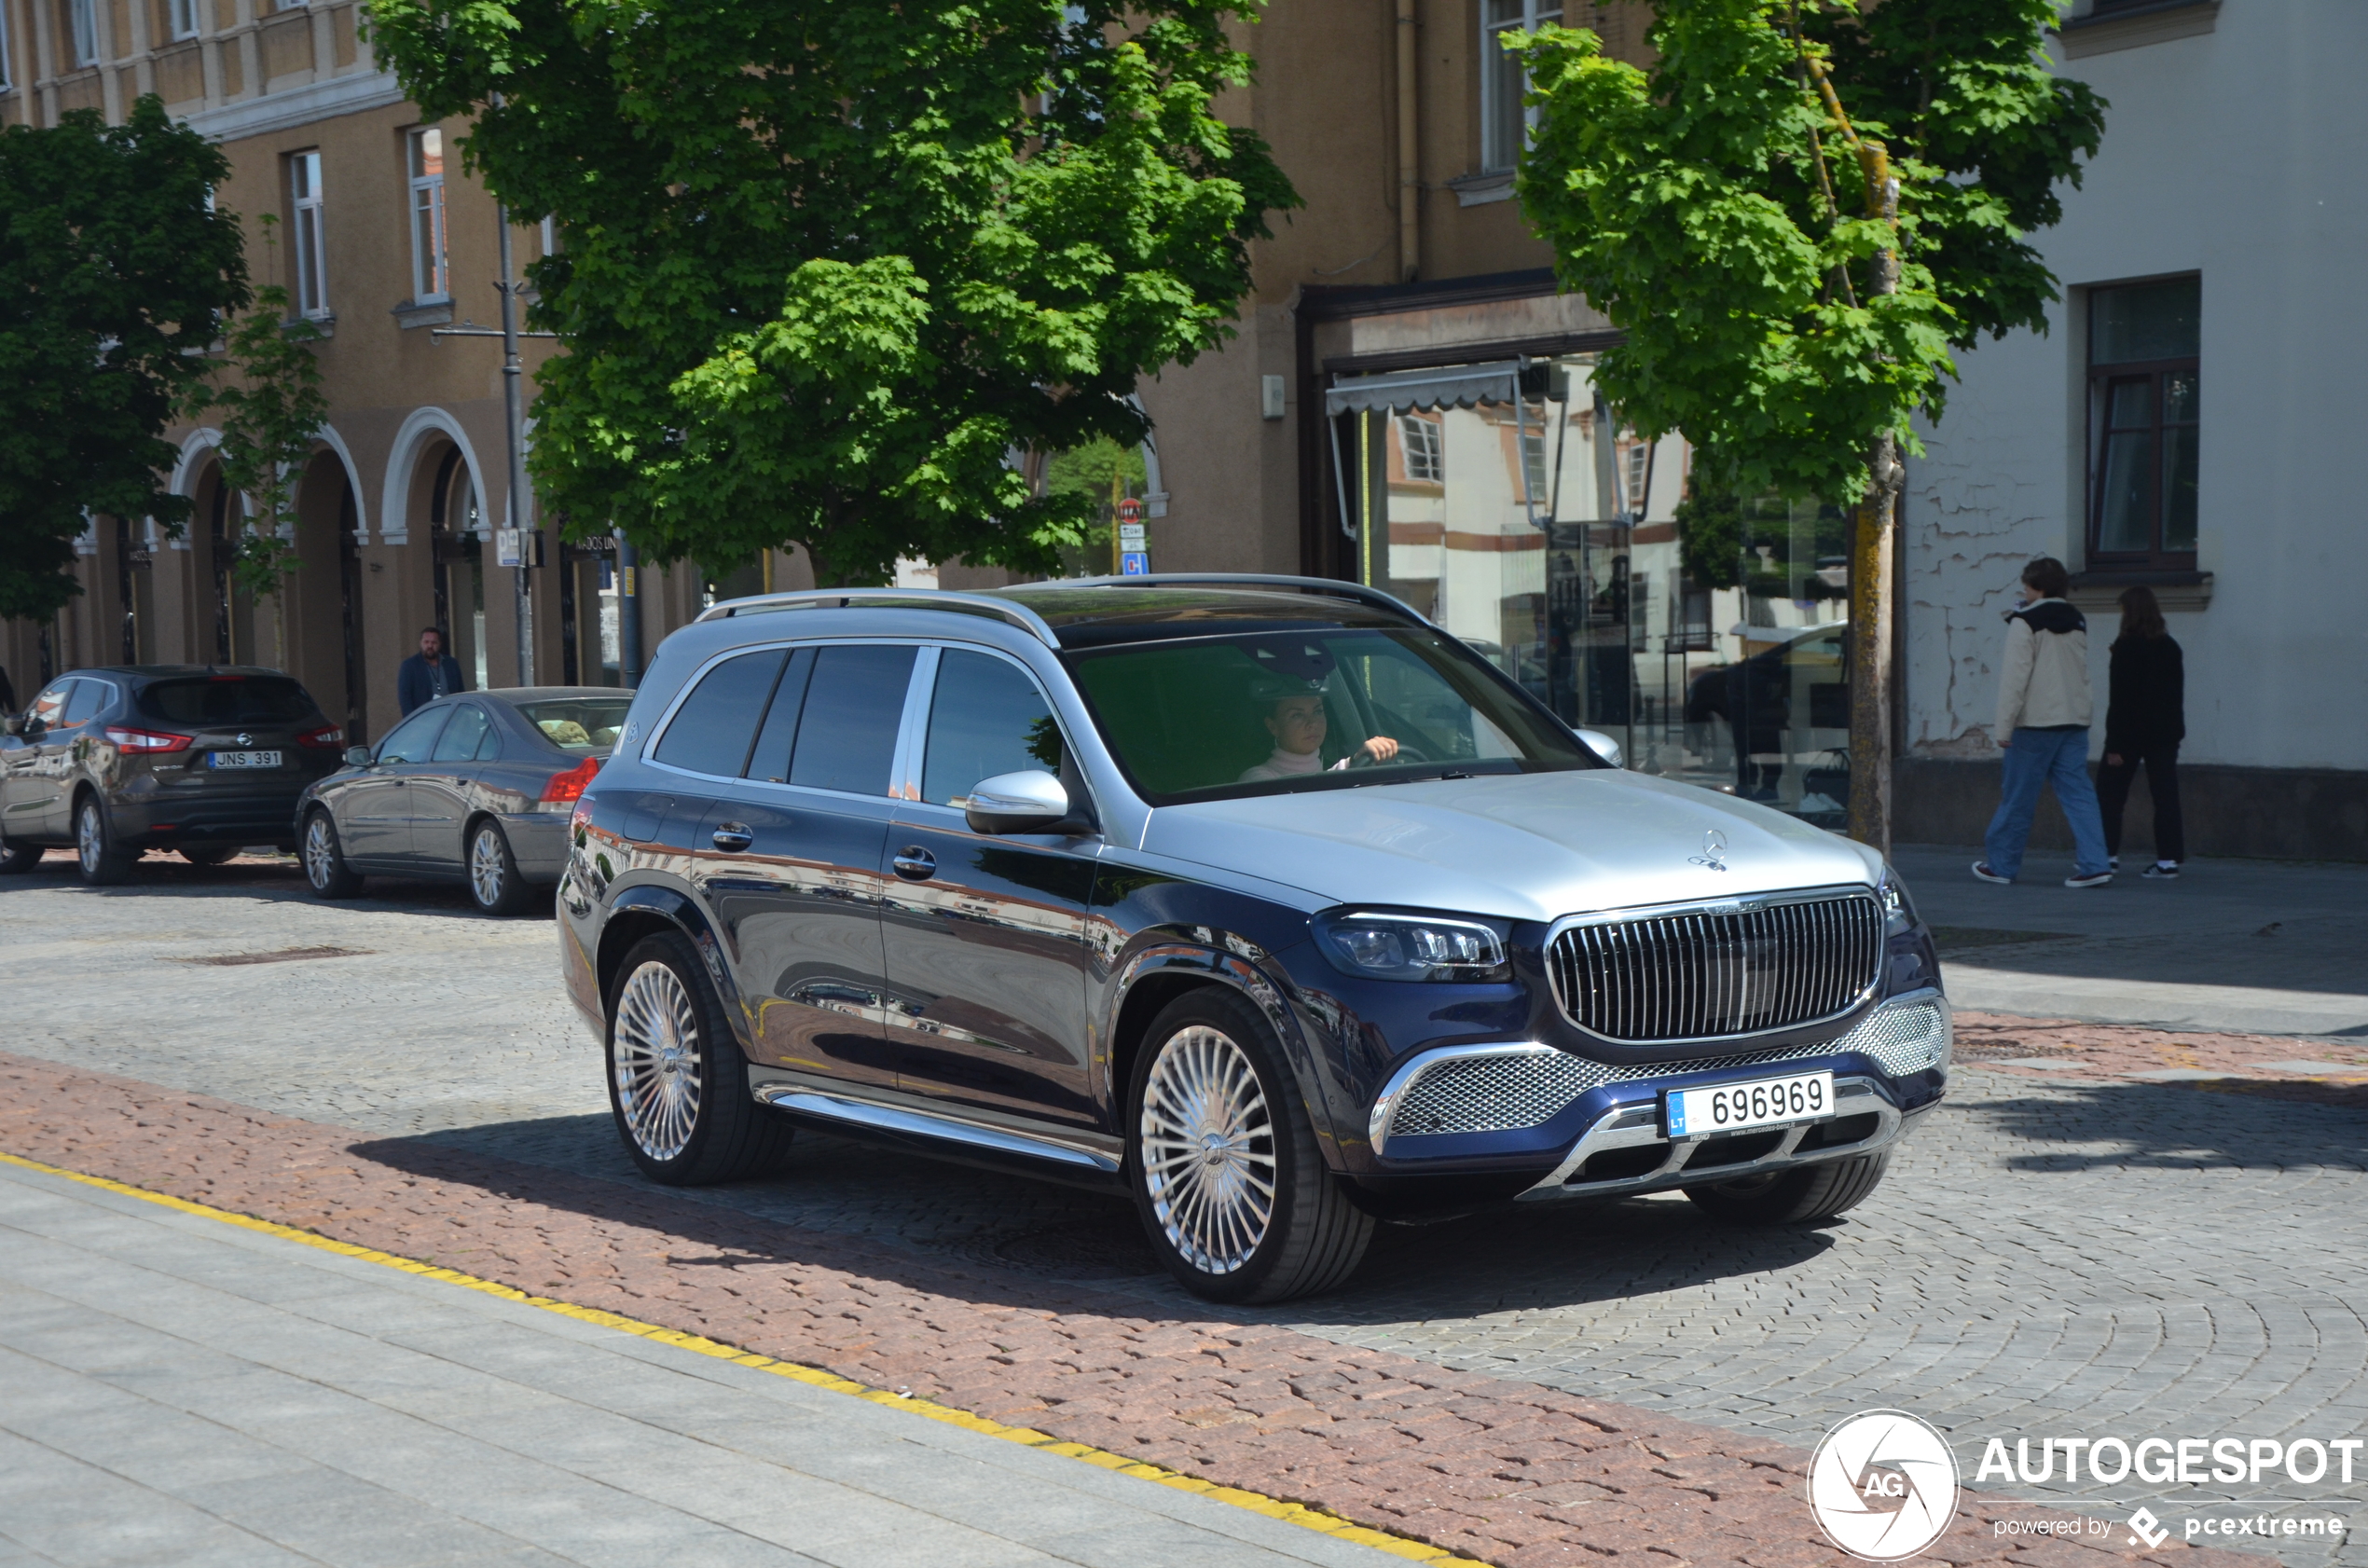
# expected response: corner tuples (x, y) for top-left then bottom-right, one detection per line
(1, 666), (345, 883)
(559, 577), (1949, 1302)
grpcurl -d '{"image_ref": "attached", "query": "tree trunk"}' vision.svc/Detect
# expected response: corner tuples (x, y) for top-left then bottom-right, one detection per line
(1847, 149), (1902, 855)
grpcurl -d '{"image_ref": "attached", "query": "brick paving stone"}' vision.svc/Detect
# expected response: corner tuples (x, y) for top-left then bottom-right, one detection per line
(0, 1052), (2288, 1568)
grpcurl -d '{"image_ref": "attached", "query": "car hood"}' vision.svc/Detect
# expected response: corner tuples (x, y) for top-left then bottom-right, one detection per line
(1137, 770), (1880, 923)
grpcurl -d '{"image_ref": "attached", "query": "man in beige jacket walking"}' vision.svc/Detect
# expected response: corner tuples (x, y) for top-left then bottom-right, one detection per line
(1974, 557), (2113, 887)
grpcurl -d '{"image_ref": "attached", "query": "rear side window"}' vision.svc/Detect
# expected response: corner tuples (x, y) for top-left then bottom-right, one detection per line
(653, 650), (788, 778)
(63, 680), (112, 723)
(787, 645), (916, 795)
(142, 676), (319, 725)
(430, 705), (493, 762)
(920, 652), (1060, 806)
(743, 648), (816, 783)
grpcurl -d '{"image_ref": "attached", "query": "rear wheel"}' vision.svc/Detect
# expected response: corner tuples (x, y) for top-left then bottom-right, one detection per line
(75, 796), (133, 886)
(466, 819), (531, 915)
(0, 839), (41, 874)
(1684, 1150), (1891, 1226)
(179, 845), (237, 867)
(301, 810), (364, 899)
(605, 930), (793, 1185)
(1127, 987), (1373, 1304)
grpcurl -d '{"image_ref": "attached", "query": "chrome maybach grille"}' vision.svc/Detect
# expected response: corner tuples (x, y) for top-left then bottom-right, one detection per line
(1381, 996), (1948, 1143)
(1547, 892), (1885, 1041)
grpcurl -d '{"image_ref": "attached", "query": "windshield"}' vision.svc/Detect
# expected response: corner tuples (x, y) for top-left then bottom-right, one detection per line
(141, 676), (319, 725)
(516, 695), (632, 754)
(1067, 626), (1596, 805)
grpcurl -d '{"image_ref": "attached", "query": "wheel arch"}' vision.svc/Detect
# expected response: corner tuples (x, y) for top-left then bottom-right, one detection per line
(596, 886), (754, 1057)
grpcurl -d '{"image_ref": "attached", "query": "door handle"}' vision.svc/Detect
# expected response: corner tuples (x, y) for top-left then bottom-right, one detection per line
(891, 846), (936, 881)
(710, 822), (754, 852)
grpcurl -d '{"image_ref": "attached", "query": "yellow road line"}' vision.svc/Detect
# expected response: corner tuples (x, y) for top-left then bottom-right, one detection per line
(0, 1148), (1489, 1568)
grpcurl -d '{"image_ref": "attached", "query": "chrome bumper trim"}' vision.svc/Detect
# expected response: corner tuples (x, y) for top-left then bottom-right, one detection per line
(751, 1085), (1122, 1174)
(1513, 1074), (1916, 1203)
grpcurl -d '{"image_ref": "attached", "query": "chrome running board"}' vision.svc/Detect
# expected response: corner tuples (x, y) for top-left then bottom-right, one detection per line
(1515, 1075), (1905, 1202)
(751, 1084), (1122, 1174)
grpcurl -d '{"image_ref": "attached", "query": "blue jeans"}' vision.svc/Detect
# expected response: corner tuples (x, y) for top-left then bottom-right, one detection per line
(1983, 727), (2110, 880)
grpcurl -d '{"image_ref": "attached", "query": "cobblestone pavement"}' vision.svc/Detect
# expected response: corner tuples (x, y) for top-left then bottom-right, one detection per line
(4, 855), (2364, 1563)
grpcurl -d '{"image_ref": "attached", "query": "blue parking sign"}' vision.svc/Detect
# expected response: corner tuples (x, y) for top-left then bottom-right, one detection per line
(1121, 551), (1150, 575)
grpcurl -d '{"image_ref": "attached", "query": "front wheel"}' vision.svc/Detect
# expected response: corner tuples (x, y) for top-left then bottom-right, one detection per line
(604, 930), (793, 1185)
(302, 810), (364, 899)
(76, 797), (133, 886)
(1127, 988), (1373, 1304)
(466, 819), (532, 915)
(1684, 1150), (1891, 1226)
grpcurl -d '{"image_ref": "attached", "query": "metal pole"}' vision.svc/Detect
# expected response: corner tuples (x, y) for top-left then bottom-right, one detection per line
(497, 199), (534, 687)
(616, 530), (641, 687)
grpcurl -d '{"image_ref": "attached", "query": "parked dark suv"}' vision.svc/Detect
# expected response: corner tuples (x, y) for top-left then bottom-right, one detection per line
(560, 578), (1949, 1303)
(0, 666), (344, 883)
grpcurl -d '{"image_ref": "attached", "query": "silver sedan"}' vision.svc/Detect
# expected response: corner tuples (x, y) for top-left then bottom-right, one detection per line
(296, 687), (631, 914)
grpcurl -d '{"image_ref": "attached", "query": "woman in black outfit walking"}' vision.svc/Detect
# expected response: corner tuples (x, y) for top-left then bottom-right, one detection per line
(2099, 585), (2185, 877)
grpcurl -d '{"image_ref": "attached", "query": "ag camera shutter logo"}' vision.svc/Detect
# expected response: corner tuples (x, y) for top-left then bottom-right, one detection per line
(1808, 1410), (1962, 1561)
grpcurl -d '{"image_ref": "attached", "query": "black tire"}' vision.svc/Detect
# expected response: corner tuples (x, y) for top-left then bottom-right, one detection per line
(179, 845), (237, 867)
(301, 809), (364, 899)
(0, 839), (41, 874)
(75, 795), (134, 887)
(1684, 1150), (1892, 1226)
(1125, 987), (1373, 1304)
(465, 818), (532, 915)
(604, 929), (794, 1185)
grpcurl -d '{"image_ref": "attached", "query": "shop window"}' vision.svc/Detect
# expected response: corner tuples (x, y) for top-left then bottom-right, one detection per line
(288, 151), (329, 319)
(67, 0), (100, 66)
(1480, 0), (1561, 172)
(2086, 275), (2198, 569)
(407, 128), (450, 303)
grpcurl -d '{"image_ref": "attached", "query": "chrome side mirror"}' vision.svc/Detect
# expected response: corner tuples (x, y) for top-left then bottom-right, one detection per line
(343, 745), (374, 768)
(1575, 728), (1624, 768)
(964, 769), (1070, 834)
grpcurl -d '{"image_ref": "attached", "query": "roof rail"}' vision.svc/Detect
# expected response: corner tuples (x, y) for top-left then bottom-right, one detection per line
(695, 588), (1059, 647)
(1019, 573), (1431, 627)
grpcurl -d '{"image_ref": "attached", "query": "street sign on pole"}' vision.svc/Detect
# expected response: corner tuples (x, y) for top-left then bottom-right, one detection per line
(1120, 551), (1150, 575)
(1118, 522), (1147, 547)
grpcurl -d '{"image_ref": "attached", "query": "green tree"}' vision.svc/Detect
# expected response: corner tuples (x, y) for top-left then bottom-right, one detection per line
(1511, 0), (2101, 844)
(0, 96), (249, 622)
(365, 0), (1294, 586)
(205, 218), (331, 670)
(1044, 435), (1147, 576)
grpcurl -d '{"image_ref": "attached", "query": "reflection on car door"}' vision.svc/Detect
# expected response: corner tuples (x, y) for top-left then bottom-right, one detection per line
(880, 648), (1103, 1131)
(411, 702), (495, 872)
(2, 681), (76, 842)
(681, 643), (916, 1095)
(339, 705), (450, 865)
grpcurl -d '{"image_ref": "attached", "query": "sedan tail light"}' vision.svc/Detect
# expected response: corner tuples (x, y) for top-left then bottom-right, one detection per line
(103, 725), (194, 753)
(541, 756), (602, 805)
(296, 725), (345, 750)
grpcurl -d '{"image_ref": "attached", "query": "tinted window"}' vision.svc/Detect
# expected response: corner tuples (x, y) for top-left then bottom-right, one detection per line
(375, 706), (450, 764)
(788, 644), (916, 796)
(63, 680), (111, 723)
(30, 682), (76, 728)
(431, 705), (492, 762)
(654, 650), (787, 778)
(142, 676), (319, 725)
(743, 648), (815, 783)
(515, 695), (632, 753)
(921, 652), (1060, 805)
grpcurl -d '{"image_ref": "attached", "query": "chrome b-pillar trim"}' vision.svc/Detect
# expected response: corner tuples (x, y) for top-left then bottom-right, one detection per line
(1514, 1075), (1902, 1202)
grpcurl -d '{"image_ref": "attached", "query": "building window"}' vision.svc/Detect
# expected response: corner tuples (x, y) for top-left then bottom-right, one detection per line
(288, 151), (329, 318)
(1480, 0), (1561, 173)
(68, 0), (101, 66)
(1397, 415), (1443, 483)
(407, 128), (450, 303)
(167, 0), (200, 39)
(1, 2), (13, 89)
(2087, 275), (2199, 568)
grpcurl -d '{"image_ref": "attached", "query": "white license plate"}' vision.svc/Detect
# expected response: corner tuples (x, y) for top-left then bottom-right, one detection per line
(206, 750), (282, 769)
(1665, 1070), (1835, 1137)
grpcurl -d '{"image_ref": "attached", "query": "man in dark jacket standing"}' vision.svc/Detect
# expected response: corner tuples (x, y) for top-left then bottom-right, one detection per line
(2099, 585), (2185, 876)
(396, 627), (466, 716)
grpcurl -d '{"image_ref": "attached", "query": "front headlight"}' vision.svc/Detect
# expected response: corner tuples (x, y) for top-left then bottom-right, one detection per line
(1877, 862), (1919, 936)
(1315, 911), (1509, 983)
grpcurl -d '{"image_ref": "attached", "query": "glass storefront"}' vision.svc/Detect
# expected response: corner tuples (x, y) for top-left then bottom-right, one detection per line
(1327, 350), (1852, 829)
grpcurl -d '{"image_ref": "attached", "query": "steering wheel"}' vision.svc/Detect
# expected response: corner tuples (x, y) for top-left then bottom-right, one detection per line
(1348, 738), (1430, 767)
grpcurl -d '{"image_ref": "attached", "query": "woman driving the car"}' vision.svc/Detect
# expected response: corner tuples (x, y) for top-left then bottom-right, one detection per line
(1237, 678), (1400, 783)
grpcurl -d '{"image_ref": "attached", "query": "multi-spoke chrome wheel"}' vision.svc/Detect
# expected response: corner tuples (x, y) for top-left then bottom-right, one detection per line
(613, 959), (704, 1162)
(304, 816), (337, 888)
(1138, 1025), (1278, 1275)
(77, 804), (103, 875)
(469, 826), (506, 907)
